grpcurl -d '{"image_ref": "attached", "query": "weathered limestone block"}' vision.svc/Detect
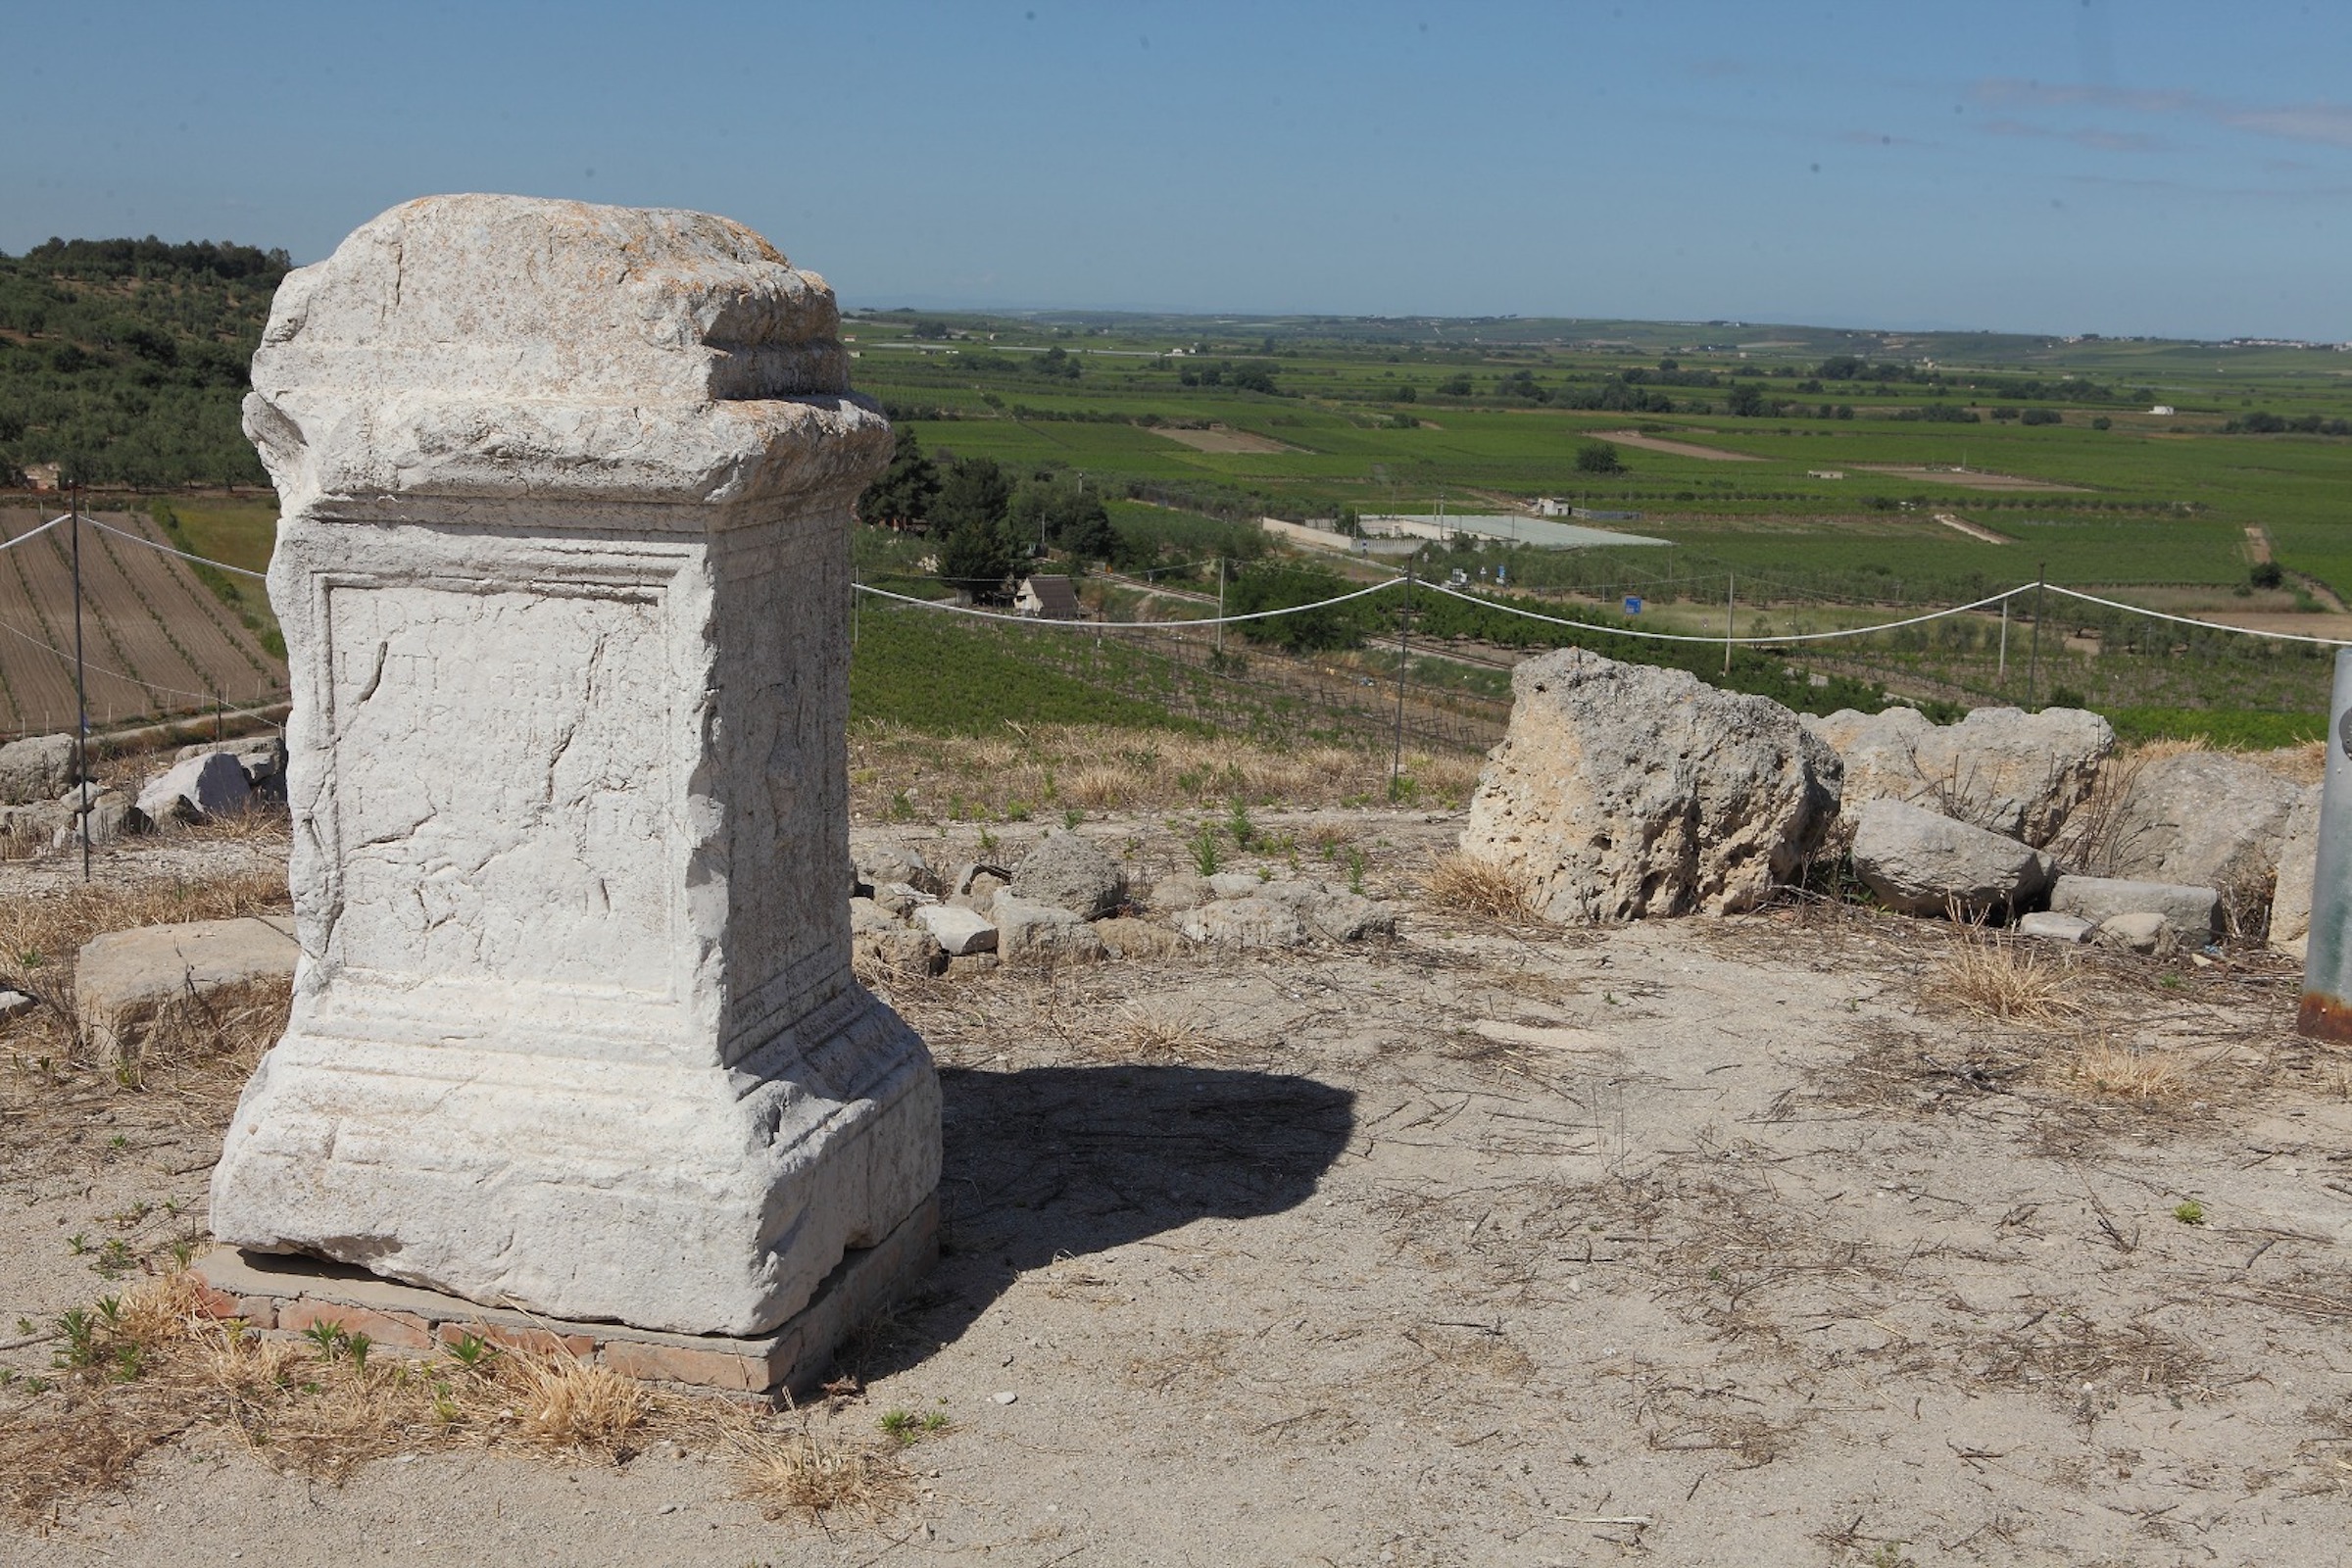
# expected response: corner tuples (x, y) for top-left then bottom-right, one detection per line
(2016, 910), (2093, 945)
(2269, 784), (2323, 957)
(1146, 873), (1212, 912)
(2095, 751), (2301, 916)
(1848, 799), (2052, 919)
(1799, 705), (2112, 846)
(854, 841), (938, 896)
(1010, 827), (1128, 918)
(76, 916), (299, 1065)
(1463, 649), (1841, 922)
(1178, 898), (1310, 949)
(137, 751), (253, 823)
(1254, 879), (1398, 942)
(0, 734), (75, 806)
(209, 195), (936, 1339)
(178, 735), (289, 793)
(991, 895), (1107, 961)
(911, 903), (997, 956)
(2095, 911), (2178, 956)
(2049, 874), (2221, 940)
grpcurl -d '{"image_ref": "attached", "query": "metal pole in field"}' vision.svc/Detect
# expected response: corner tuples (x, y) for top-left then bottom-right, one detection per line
(1723, 571), (1736, 676)
(1214, 557), (1225, 657)
(1998, 598), (2010, 686)
(71, 483), (90, 882)
(2298, 647), (2352, 1039)
(1392, 561), (1414, 792)
(2027, 564), (2046, 709)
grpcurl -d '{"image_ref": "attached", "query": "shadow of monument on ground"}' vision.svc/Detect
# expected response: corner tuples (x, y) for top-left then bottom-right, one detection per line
(842, 1062), (1354, 1381)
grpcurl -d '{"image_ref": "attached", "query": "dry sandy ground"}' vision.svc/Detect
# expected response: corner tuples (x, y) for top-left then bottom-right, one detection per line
(1592, 431), (1762, 462)
(1932, 514), (2009, 546)
(6, 811), (2352, 1567)
(1152, 425), (1296, 455)
(1851, 466), (2087, 494)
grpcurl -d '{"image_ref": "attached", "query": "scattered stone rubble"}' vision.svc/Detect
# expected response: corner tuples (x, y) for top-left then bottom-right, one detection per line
(1461, 651), (2319, 954)
(1800, 704), (2112, 845)
(848, 834), (1399, 975)
(0, 731), (286, 855)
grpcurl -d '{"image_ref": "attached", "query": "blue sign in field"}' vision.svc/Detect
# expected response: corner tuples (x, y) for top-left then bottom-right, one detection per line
(1623, 596), (1643, 615)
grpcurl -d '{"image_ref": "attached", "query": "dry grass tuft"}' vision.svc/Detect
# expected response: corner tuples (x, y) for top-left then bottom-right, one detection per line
(1422, 853), (1537, 923)
(0, 1268), (706, 1520)
(2044, 1037), (2190, 1103)
(1098, 999), (1199, 1061)
(1921, 933), (2087, 1026)
(514, 1359), (649, 1452)
(736, 1431), (913, 1522)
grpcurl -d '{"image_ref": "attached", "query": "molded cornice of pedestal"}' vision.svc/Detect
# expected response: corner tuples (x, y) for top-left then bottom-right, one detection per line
(243, 194), (890, 514)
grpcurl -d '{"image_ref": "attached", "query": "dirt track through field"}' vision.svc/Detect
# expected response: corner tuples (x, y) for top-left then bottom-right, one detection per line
(1593, 428), (1762, 461)
(1152, 423), (1297, 455)
(1853, 464), (2087, 493)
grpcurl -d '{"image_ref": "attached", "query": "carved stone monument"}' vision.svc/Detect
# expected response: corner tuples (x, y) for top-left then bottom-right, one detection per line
(209, 195), (939, 1342)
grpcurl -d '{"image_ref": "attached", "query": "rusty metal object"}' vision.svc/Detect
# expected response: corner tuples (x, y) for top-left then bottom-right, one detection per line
(2296, 649), (2352, 1039)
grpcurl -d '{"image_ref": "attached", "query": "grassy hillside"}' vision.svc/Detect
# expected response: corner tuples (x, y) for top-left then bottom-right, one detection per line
(0, 238), (285, 488)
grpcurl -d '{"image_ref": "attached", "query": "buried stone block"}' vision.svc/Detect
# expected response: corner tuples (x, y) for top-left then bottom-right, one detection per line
(207, 195), (937, 1340)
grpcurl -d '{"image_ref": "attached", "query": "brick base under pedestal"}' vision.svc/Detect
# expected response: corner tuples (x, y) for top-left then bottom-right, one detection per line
(193, 1193), (937, 1400)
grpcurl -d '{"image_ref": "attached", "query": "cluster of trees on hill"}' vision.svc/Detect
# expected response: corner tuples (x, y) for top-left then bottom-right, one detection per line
(858, 430), (1116, 595)
(0, 236), (289, 488)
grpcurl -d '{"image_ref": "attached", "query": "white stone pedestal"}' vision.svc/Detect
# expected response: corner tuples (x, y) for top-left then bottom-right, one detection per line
(210, 195), (938, 1337)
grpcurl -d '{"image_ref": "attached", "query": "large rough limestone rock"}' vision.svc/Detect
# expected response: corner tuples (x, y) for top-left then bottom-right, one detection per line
(2095, 752), (2301, 928)
(75, 916), (299, 1065)
(1848, 799), (2052, 919)
(137, 751), (253, 823)
(0, 734), (76, 806)
(1010, 828), (1128, 919)
(1798, 705), (2112, 845)
(1462, 649), (1841, 921)
(2269, 784), (2324, 957)
(208, 195), (934, 1340)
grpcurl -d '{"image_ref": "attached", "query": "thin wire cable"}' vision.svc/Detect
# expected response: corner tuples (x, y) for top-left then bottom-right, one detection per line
(0, 514), (71, 552)
(2043, 583), (2352, 647)
(1421, 579), (2034, 646)
(74, 521), (2352, 651)
(0, 609), (281, 712)
(853, 574), (1402, 627)
(87, 517), (270, 579)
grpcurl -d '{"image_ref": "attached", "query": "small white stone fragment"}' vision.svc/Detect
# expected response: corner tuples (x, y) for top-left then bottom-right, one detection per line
(992, 1391), (1018, 1405)
(2016, 910), (2093, 945)
(913, 904), (998, 956)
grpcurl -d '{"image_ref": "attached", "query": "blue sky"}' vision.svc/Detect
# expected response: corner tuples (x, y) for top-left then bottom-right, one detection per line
(6, 2), (2349, 339)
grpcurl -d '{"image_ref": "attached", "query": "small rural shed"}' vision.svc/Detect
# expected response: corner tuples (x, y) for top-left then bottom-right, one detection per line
(1015, 574), (1082, 620)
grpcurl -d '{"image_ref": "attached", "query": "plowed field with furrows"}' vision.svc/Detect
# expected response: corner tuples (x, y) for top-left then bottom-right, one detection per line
(0, 508), (284, 738)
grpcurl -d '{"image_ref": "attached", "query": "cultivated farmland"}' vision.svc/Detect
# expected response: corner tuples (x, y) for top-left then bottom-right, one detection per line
(0, 508), (285, 739)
